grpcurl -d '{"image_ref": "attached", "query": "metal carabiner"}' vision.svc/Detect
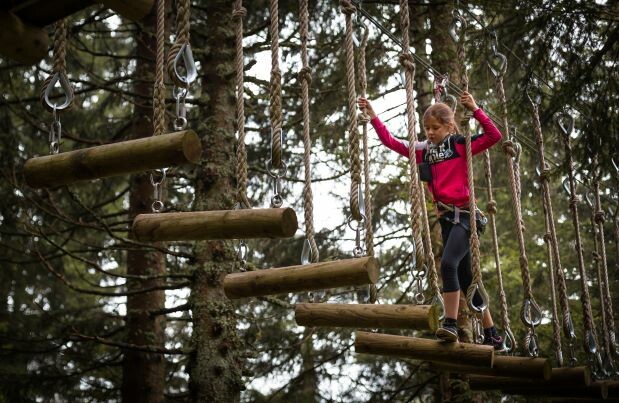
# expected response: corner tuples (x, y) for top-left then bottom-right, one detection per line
(150, 168), (167, 213)
(237, 240), (249, 270)
(44, 72), (74, 111)
(174, 86), (188, 131)
(173, 43), (198, 87)
(448, 10), (467, 43)
(466, 282), (489, 313)
(526, 329), (540, 357)
(265, 157), (287, 208)
(555, 111), (575, 140)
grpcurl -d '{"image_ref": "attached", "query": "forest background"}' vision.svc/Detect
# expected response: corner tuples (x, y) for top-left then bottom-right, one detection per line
(0, 0), (617, 402)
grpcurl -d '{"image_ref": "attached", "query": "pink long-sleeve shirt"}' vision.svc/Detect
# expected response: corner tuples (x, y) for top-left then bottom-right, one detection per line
(371, 108), (502, 207)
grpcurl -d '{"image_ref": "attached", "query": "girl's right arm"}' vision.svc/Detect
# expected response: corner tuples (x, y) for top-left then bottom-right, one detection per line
(370, 116), (423, 164)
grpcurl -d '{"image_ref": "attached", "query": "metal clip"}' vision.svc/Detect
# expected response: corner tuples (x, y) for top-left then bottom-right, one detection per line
(472, 315), (484, 344)
(237, 240), (248, 271)
(555, 111), (574, 140)
(174, 86), (188, 130)
(347, 215), (366, 257)
(266, 157), (287, 208)
(413, 273), (425, 304)
(150, 168), (167, 213)
(525, 328), (540, 357)
(173, 43), (198, 87)
(49, 106), (62, 154)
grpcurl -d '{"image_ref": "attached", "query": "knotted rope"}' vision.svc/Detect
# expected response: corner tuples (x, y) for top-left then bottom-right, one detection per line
(340, 0), (362, 221)
(40, 19), (74, 112)
(153, 0), (166, 136)
(233, 1), (250, 208)
(299, 0), (319, 264)
(356, 22), (376, 302)
(398, 0), (425, 273)
(530, 96), (578, 358)
(269, 0), (284, 170)
(167, 0), (191, 88)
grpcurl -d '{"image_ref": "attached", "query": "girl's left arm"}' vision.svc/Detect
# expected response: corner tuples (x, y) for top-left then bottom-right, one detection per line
(470, 108), (502, 155)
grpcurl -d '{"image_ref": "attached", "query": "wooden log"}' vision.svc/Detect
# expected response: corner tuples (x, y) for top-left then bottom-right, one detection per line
(0, 10), (49, 65)
(100, 0), (154, 21)
(9, 0), (94, 27)
(224, 257), (380, 299)
(133, 207), (298, 242)
(295, 303), (439, 331)
(355, 331), (494, 367)
(549, 366), (592, 387)
(467, 367), (591, 390)
(502, 381), (608, 399)
(432, 356), (551, 380)
(24, 130), (201, 188)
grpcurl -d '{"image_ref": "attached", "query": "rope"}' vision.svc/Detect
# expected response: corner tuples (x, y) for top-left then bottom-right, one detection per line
(167, 0), (191, 87)
(398, 0), (424, 271)
(269, 0), (284, 169)
(153, 0), (166, 136)
(419, 186), (441, 299)
(530, 98), (581, 353)
(356, 22), (376, 303)
(233, 1), (250, 208)
(559, 120), (604, 366)
(340, 0), (362, 221)
(483, 149), (514, 347)
(299, 0), (319, 264)
(40, 20), (73, 112)
(592, 166), (616, 360)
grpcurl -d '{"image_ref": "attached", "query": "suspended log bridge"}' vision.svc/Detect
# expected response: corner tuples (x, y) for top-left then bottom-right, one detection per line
(355, 331), (494, 367)
(467, 365), (591, 389)
(24, 130), (201, 188)
(432, 356), (552, 380)
(224, 257), (379, 299)
(1, 0), (154, 64)
(132, 207), (298, 242)
(501, 382), (608, 400)
(295, 303), (439, 331)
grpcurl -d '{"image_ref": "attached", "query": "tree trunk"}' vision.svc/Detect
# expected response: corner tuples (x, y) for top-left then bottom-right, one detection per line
(187, 1), (244, 401)
(121, 4), (166, 402)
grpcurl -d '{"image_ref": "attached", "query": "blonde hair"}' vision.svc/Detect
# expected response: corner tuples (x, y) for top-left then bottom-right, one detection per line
(423, 103), (459, 134)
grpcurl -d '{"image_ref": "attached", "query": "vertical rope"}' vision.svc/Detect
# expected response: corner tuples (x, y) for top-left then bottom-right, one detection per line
(340, 0), (362, 221)
(592, 167), (616, 359)
(167, 0), (191, 87)
(233, 1), (250, 208)
(483, 150), (514, 345)
(153, 0), (166, 136)
(298, 0), (319, 264)
(398, 0), (424, 271)
(40, 20), (73, 111)
(420, 186), (441, 299)
(543, 203), (564, 365)
(531, 99), (583, 352)
(269, 0), (284, 169)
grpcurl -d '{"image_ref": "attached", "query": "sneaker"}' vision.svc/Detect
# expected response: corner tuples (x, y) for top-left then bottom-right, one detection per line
(436, 324), (459, 342)
(483, 334), (505, 351)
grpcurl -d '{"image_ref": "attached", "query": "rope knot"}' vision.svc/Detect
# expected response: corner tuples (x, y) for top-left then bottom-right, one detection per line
(339, 0), (357, 15)
(232, 6), (247, 19)
(543, 232), (552, 243)
(502, 140), (516, 157)
(486, 200), (497, 214)
(399, 53), (415, 72)
(595, 210), (606, 224)
(569, 196), (579, 209)
(358, 111), (371, 125)
(539, 167), (552, 181)
(297, 66), (312, 85)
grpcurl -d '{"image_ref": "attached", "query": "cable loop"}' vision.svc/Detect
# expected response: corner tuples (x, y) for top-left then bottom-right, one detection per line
(466, 282), (489, 313)
(555, 111), (574, 141)
(521, 297), (543, 327)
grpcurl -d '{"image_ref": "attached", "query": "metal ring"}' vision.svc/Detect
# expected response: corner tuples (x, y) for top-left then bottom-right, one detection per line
(152, 200), (164, 213)
(174, 116), (188, 131)
(346, 214), (366, 231)
(265, 158), (288, 179)
(270, 194), (283, 208)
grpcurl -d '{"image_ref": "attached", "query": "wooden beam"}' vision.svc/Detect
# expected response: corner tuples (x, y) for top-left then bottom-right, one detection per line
(432, 356), (551, 380)
(502, 382), (608, 399)
(355, 331), (494, 367)
(549, 366), (592, 386)
(0, 10), (48, 65)
(224, 257), (380, 299)
(100, 0), (154, 21)
(132, 208), (298, 242)
(24, 130), (201, 188)
(467, 366), (591, 390)
(9, 0), (94, 27)
(295, 303), (439, 331)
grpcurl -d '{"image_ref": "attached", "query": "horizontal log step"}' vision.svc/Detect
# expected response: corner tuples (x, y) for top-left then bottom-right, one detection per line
(295, 303), (439, 331)
(355, 331), (494, 368)
(132, 207), (298, 242)
(224, 256), (380, 299)
(432, 355), (552, 380)
(24, 130), (201, 188)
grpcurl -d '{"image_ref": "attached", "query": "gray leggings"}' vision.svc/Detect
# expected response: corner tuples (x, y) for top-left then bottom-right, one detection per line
(439, 218), (483, 306)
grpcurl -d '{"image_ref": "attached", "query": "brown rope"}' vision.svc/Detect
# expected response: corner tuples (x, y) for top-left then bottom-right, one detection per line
(153, 0), (166, 136)
(269, 0), (284, 170)
(419, 186), (441, 299)
(233, 1), (250, 208)
(483, 149), (514, 347)
(40, 20), (73, 112)
(591, 166), (616, 359)
(299, 0), (319, 264)
(398, 0), (424, 271)
(167, 0), (191, 87)
(530, 99), (582, 353)
(340, 0), (362, 221)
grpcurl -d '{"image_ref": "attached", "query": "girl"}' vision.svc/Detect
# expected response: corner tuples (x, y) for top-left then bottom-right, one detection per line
(358, 93), (503, 348)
